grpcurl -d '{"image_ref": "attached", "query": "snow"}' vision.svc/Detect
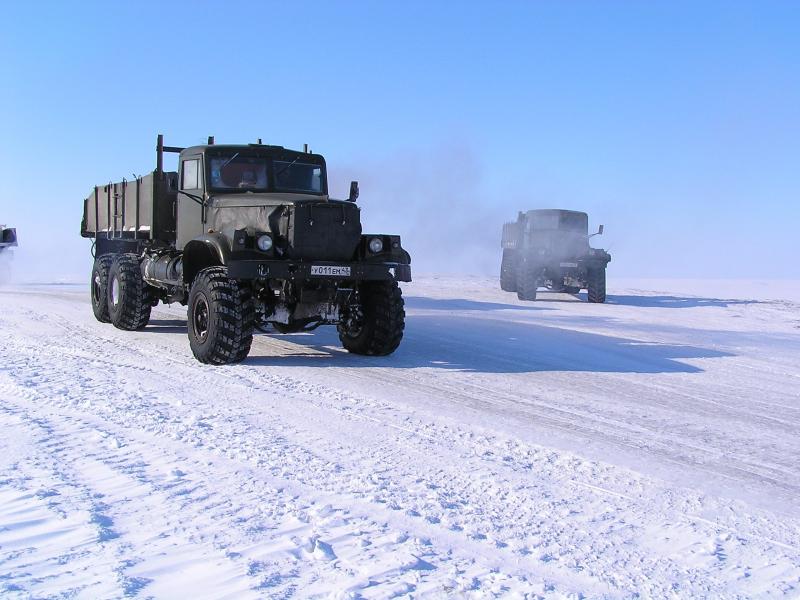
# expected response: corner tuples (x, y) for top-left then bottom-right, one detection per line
(1, 276), (799, 598)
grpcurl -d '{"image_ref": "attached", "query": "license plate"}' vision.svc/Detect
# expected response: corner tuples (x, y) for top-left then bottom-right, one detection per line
(310, 265), (351, 277)
(560, 262), (578, 268)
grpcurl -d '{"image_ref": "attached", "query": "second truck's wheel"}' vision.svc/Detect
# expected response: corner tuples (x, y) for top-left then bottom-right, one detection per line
(587, 268), (607, 303)
(91, 254), (114, 323)
(500, 250), (518, 292)
(516, 261), (538, 301)
(338, 280), (405, 356)
(107, 254), (152, 330)
(187, 266), (254, 364)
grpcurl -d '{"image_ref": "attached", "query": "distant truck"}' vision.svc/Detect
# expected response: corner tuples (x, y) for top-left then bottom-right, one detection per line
(81, 135), (411, 364)
(0, 225), (17, 283)
(0, 226), (17, 253)
(500, 209), (610, 302)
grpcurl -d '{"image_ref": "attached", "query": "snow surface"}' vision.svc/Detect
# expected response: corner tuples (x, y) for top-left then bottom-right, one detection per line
(1, 276), (799, 598)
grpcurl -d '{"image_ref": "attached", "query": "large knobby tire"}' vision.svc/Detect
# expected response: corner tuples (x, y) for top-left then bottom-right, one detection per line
(500, 250), (518, 292)
(338, 280), (405, 356)
(516, 260), (538, 301)
(188, 267), (255, 364)
(107, 254), (152, 330)
(587, 268), (607, 303)
(91, 254), (114, 323)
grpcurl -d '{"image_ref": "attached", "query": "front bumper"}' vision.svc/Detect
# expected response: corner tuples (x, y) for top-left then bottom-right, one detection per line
(548, 254), (611, 271)
(227, 259), (412, 283)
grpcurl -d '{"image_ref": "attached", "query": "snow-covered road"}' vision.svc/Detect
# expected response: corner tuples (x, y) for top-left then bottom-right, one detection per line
(1, 277), (799, 598)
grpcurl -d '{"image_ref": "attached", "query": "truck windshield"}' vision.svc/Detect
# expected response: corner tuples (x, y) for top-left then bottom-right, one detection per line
(274, 160), (323, 193)
(207, 154), (323, 194)
(530, 214), (560, 230)
(209, 155), (269, 191)
(558, 213), (588, 232)
(529, 212), (587, 233)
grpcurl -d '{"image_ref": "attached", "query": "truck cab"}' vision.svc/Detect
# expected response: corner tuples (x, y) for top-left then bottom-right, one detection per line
(175, 143), (328, 248)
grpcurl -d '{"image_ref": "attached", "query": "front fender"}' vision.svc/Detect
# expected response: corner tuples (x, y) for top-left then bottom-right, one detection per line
(183, 233), (232, 284)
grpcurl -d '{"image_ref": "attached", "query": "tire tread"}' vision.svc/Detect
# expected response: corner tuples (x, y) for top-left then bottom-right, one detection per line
(91, 254), (114, 323)
(188, 267), (254, 364)
(109, 254), (151, 330)
(338, 280), (405, 356)
(587, 268), (607, 303)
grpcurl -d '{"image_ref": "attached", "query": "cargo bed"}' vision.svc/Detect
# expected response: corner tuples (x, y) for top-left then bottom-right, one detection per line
(81, 171), (178, 241)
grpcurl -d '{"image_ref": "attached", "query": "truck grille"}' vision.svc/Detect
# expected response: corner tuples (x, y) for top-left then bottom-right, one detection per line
(287, 202), (362, 261)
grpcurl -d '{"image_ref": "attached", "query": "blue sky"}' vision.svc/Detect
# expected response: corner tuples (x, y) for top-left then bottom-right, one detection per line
(1, 1), (798, 279)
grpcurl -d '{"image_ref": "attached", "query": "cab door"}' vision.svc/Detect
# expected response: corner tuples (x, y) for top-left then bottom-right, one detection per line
(176, 154), (206, 249)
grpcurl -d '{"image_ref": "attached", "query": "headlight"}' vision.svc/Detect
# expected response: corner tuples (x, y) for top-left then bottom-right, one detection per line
(257, 234), (273, 251)
(368, 237), (383, 253)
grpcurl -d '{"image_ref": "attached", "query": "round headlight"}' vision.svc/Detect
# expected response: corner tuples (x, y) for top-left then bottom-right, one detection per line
(257, 234), (273, 251)
(368, 237), (384, 253)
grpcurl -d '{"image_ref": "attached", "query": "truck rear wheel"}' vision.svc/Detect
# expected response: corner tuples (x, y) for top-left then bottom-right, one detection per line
(338, 280), (405, 356)
(91, 254), (114, 323)
(516, 261), (538, 301)
(188, 267), (254, 364)
(587, 268), (607, 303)
(500, 250), (518, 292)
(107, 254), (151, 330)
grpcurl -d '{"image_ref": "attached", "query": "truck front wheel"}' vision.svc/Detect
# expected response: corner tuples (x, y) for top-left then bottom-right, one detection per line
(107, 254), (151, 330)
(338, 281), (405, 356)
(187, 267), (254, 364)
(516, 261), (538, 301)
(91, 254), (114, 323)
(587, 268), (607, 303)
(500, 250), (518, 292)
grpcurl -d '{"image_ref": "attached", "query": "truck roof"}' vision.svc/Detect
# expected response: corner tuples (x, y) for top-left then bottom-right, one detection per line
(179, 144), (323, 161)
(525, 209), (588, 218)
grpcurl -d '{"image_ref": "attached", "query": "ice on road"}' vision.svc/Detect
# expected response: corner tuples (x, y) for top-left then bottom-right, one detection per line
(1, 277), (799, 598)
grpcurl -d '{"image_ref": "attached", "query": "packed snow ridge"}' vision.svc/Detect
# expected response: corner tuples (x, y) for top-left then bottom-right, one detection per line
(1, 276), (799, 598)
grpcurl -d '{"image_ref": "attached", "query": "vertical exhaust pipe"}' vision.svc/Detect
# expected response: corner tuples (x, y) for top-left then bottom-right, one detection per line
(156, 134), (164, 174)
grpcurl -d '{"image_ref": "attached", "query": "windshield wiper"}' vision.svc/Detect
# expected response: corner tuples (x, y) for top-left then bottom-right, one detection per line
(219, 152), (240, 169)
(275, 156), (300, 177)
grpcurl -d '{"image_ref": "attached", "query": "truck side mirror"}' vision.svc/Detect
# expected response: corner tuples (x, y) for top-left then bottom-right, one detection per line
(598, 224), (604, 235)
(348, 180), (359, 202)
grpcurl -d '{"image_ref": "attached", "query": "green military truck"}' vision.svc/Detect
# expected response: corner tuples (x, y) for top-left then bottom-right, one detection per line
(500, 209), (610, 302)
(81, 135), (411, 364)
